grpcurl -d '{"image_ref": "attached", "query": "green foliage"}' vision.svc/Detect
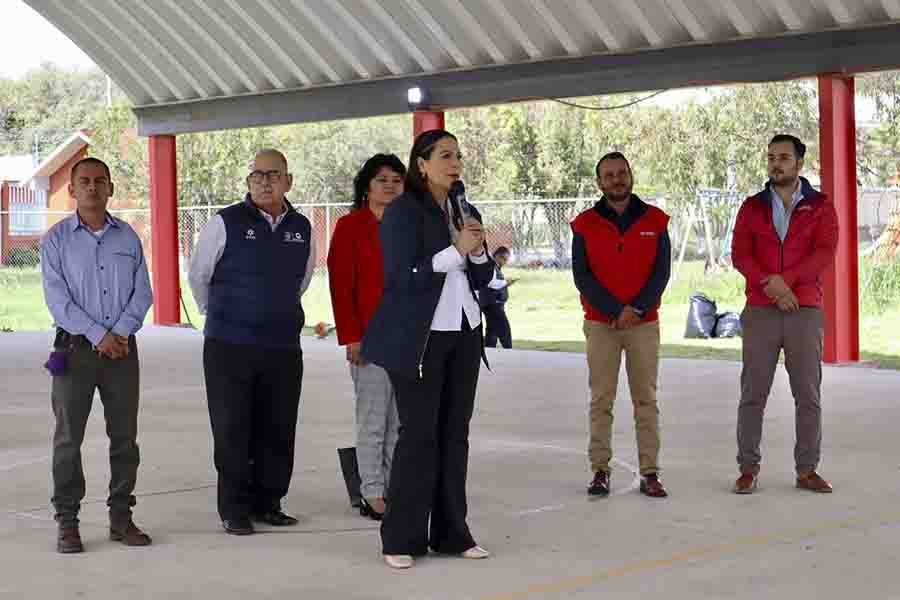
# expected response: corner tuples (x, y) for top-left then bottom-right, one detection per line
(0, 63), (122, 156)
(861, 257), (900, 314)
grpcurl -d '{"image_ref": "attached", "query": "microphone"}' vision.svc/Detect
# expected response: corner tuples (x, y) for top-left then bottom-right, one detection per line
(448, 180), (467, 232)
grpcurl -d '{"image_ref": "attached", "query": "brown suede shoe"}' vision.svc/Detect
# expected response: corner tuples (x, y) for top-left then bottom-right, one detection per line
(109, 519), (152, 546)
(639, 473), (668, 498)
(734, 472), (758, 494)
(796, 471), (833, 493)
(57, 526), (84, 554)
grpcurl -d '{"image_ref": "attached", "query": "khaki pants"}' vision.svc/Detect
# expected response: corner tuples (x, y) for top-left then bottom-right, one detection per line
(737, 306), (823, 475)
(584, 319), (661, 475)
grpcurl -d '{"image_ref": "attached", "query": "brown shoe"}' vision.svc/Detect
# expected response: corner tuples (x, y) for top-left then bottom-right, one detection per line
(587, 471), (610, 497)
(796, 471), (833, 493)
(57, 526), (84, 554)
(639, 473), (668, 498)
(109, 519), (152, 546)
(734, 472), (758, 494)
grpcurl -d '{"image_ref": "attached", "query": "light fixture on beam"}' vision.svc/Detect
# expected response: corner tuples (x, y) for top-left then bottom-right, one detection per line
(407, 86), (432, 111)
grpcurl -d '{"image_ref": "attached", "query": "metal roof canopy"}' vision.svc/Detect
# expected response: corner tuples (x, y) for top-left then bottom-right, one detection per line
(24, 0), (900, 136)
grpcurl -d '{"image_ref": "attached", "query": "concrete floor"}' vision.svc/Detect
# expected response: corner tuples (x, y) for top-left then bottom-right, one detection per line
(1, 326), (898, 600)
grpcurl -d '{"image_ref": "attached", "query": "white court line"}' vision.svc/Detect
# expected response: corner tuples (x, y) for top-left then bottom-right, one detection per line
(0, 439), (106, 472)
(610, 457), (642, 496)
(514, 504), (567, 516)
(480, 438), (644, 514)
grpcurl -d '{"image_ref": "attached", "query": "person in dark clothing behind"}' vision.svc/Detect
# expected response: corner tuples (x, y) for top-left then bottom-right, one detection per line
(362, 129), (495, 569)
(571, 152), (672, 500)
(479, 246), (518, 349)
(189, 148), (315, 535)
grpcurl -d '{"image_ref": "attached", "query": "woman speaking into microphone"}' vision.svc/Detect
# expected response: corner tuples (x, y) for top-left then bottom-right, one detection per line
(362, 129), (495, 569)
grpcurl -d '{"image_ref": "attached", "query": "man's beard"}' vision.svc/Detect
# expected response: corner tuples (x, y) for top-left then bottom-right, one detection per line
(769, 171), (798, 187)
(605, 189), (631, 204)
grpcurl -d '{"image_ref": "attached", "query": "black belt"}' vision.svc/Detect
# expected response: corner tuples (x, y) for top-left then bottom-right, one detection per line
(54, 327), (91, 349)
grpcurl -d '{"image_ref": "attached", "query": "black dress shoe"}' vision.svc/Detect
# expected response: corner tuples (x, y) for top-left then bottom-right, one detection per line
(252, 510), (299, 526)
(359, 498), (384, 521)
(588, 471), (610, 497)
(222, 518), (254, 535)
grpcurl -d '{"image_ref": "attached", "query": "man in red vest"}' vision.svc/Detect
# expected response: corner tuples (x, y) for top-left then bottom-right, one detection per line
(731, 134), (838, 495)
(571, 152), (671, 499)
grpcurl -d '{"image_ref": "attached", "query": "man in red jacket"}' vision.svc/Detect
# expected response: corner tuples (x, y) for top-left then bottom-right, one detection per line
(731, 134), (839, 495)
(571, 152), (671, 499)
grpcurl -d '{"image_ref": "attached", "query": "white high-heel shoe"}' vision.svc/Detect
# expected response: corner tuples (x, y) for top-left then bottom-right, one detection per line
(461, 545), (490, 559)
(384, 554), (414, 569)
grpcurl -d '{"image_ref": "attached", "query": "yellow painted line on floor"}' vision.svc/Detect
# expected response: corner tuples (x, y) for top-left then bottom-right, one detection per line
(480, 512), (898, 600)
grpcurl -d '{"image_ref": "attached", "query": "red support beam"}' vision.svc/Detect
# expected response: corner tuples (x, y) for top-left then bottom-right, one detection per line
(149, 135), (181, 326)
(818, 74), (859, 363)
(413, 111), (445, 137)
(0, 183), (9, 266)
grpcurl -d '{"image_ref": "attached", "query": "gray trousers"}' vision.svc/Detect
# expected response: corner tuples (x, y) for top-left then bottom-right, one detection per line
(51, 335), (140, 527)
(737, 305), (823, 475)
(350, 362), (399, 499)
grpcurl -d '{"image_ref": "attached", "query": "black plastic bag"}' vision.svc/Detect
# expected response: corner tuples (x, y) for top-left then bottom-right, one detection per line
(337, 447), (362, 508)
(685, 293), (718, 339)
(714, 311), (742, 338)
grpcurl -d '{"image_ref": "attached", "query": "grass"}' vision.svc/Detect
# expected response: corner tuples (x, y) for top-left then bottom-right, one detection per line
(3, 261), (900, 370)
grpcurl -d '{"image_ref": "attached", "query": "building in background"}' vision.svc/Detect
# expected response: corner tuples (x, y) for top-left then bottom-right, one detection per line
(0, 130), (90, 265)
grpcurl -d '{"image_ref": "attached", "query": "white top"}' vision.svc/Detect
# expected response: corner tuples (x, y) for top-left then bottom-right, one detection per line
(430, 246), (487, 330)
(486, 268), (509, 290)
(429, 198), (486, 331)
(188, 203), (316, 314)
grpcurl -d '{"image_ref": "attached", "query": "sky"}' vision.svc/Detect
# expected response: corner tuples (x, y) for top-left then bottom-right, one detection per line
(0, 1), (97, 78)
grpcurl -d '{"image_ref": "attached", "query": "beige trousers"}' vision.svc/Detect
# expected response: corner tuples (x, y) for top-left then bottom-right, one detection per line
(584, 319), (661, 475)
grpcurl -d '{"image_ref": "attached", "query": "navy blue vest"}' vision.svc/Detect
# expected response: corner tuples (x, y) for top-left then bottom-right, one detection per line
(205, 197), (311, 348)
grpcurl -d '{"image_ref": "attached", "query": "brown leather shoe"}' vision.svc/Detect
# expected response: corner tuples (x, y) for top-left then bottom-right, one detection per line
(796, 471), (833, 493)
(57, 526), (84, 554)
(639, 473), (668, 498)
(109, 519), (152, 546)
(587, 471), (610, 497)
(734, 472), (758, 494)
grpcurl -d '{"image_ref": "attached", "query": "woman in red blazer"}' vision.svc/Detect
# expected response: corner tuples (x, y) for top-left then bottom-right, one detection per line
(327, 154), (405, 520)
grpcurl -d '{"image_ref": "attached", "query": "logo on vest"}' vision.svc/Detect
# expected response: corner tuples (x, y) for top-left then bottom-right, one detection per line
(640, 231), (657, 237)
(284, 231), (305, 243)
(245, 229), (256, 240)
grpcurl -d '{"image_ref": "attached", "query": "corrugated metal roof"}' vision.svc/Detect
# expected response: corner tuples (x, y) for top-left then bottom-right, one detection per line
(23, 0), (900, 133)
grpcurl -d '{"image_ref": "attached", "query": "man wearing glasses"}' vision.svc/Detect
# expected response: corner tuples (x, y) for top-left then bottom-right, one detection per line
(189, 149), (315, 535)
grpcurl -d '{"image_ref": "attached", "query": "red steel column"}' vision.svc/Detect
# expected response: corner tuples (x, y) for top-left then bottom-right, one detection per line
(413, 111), (445, 137)
(818, 74), (859, 363)
(0, 183), (9, 265)
(149, 135), (181, 325)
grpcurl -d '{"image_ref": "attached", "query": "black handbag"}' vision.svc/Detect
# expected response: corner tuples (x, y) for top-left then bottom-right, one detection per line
(337, 447), (362, 508)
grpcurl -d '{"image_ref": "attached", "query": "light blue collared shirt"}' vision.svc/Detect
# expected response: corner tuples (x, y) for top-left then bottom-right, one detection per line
(771, 183), (804, 242)
(40, 212), (153, 346)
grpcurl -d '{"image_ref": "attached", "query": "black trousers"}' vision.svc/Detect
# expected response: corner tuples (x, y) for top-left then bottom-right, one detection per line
(483, 303), (512, 349)
(381, 323), (482, 556)
(51, 335), (140, 527)
(203, 338), (302, 521)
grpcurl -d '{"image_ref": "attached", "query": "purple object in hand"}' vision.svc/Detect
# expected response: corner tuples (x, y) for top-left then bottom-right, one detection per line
(44, 351), (68, 376)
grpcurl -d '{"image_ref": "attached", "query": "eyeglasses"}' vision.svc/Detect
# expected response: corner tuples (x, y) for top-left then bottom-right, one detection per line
(248, 170), (284, 184)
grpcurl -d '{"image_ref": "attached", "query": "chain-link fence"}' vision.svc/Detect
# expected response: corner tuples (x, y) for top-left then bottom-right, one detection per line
(3, 189), (899, 274)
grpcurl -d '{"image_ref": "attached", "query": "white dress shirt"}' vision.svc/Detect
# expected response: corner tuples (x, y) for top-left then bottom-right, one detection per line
(188, 202), (316, 314)
(487, 268), (509, 290)
(429, 199), (486, 331)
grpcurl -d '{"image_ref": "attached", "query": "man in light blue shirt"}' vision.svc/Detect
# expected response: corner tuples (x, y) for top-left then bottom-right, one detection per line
(40, 157), (153, 553)
(771, 180), (804, 241)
